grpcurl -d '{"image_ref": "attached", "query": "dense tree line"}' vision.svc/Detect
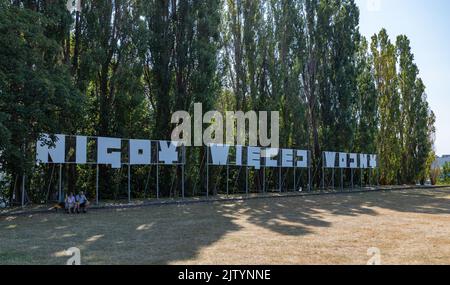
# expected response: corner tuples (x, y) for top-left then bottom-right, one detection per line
(0, 0), (435, 204)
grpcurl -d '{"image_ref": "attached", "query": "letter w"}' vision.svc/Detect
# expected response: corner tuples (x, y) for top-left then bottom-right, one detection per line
(210, 144), (230, 166)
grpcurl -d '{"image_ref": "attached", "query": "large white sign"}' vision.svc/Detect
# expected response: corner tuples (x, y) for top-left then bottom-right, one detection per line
(36, 134), (184, 169)
(323, 151), (377, 169)
(36, 134), (376, 170)
(208, 145), (309, 170)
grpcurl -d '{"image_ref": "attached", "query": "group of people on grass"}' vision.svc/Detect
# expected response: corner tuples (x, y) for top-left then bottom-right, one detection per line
(64, 192), (89, 214)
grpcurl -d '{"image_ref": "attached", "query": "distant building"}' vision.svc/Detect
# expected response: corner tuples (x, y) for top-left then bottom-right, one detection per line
(433, 155), (450, 169)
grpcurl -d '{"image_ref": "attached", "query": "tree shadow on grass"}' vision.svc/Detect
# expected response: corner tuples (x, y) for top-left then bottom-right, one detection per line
(62, 204), (244, 264)
(1, 188), (449, 264)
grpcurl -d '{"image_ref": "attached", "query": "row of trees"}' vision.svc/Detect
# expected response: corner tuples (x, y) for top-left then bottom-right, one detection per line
(0, 0), (435, 204)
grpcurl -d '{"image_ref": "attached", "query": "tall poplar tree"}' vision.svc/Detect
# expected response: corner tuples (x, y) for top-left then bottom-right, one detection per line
(371, 29), (401, 184)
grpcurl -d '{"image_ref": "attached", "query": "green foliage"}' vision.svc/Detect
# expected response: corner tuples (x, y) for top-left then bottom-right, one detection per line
(355, 37), (378, 154)
(442, 162), (450, 183)
(396, 35), (432, 184)
(0, 0), (437, 204)
(0, 3), (82, 175)
(371, 29), (402, 184)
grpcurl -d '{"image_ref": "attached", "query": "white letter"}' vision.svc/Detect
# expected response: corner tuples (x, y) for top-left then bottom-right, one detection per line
(66, 247), (81, 265)
(235, 111), (258, 146)
(235, 145), (243, 166)
(263, 148), (279, 167)
(324, 152), (336, 168)
(296, 150), (308, 168)
(36, 134), (66, 164)
(203, 111), (223, 146)
(247, 147), (261, 170)
(369, 154), (377, 168)
(349, 153), (358, 169)
(194, 103), (203, 146)
(210, 144), (230, 166)
(225, 111), (236, 146)
(282, 149), (294, 168)
(159, 141), (179, 165)
(259, 111), (280, 148)
(76, 136), (87, 164)
(360, 154), (368, 169)
(171, 111), (191, 146)
(339, 153), (348, 168)
(97, 137), (121, 168)
(130, 140), (151, 165)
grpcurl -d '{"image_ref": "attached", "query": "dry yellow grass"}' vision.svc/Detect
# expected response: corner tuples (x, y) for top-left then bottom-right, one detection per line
(1, 187), (450, 265)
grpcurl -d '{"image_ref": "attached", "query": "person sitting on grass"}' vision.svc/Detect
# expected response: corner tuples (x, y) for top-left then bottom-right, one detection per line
(75, 191), (89, 214)
(66, 193), (76, 214)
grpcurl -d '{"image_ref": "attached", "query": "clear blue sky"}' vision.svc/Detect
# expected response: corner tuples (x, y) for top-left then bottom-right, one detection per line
(355, 0), (450, 156)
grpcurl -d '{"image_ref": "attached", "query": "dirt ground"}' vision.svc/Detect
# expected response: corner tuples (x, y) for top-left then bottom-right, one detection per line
(1, 187), (450, 265)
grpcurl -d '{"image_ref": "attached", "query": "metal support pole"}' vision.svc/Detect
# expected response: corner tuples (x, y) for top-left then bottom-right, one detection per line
(369, 168), (372, 188)
(263, 167), (266, 193)
(340, 168), (343, 191)
(332, 168), (335, 190)
(182, 145), (185, 200)
(127, 164), (131, 203)
(246, 166), (249, 195)
(21, 140), (26, 207)
(377, 168), (380, 187)
(308, 151), (311, 192)
(206, 146), (209, 199)
(96, 164), (99, 205)
(59, 164), (62, 202)
(226, 165), (229, 197)
(361, 168), (363, 189)
(351, 168), (354, 190)
(21, 174), (26, 207)
(144, 166), (151, 199)
(308, 166), (312, 192)
(279, 167), (282, 193)
(321, 153), (325, 190)
(293, 167), (296, 192)
(156, 144), (159, 199)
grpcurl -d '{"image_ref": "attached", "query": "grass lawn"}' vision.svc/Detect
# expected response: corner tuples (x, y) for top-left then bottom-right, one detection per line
(1, 187), (450, 265)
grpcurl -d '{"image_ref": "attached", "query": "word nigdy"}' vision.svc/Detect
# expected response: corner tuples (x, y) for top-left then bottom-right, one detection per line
(36, 134), (182, 169)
